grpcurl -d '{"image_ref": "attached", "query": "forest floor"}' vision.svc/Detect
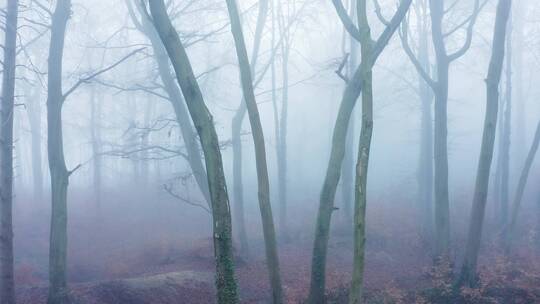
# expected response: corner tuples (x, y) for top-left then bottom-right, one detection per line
(11, 192), (540, 303)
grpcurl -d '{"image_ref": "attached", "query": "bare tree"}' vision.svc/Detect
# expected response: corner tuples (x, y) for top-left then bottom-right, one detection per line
(225, 1), (283, 302)
(399, 0), (434, 244)
(230, 0), (269, 256)
(308, 0), (412, 302)
(505, 120), (540, 251)
(0, 1), (19, 303)
(148, 0), (239, 302)
(457, 0), (512, 288)
(45, 2), (143, 302)
(399, 0), (483, 260)
(348, 1), (374, 302)
(126, 0), (212, 208)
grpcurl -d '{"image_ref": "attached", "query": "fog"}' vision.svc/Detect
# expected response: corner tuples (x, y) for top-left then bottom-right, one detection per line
(1, 0), (539, 303)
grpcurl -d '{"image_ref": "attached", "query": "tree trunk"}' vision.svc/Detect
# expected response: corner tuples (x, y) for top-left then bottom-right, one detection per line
(340, 0), (358, 228)
(90, 84), (103, 215)
(457, 0), (511, 287)
(26, 84), (44, 204)
(429, 0), (451, 260)
(127, 0), (211, 207)
(349, 1), (373, 302)
(149, 1), (239, 302)
(416, 0), (434, 245)
(497, 18), (512, 227)
(505, 120), (540, 251)
(229, 0), (269, 257)
(0, 1), (18, 303)
(494, 15), (512, 227)
(276, 0), (290, 241)
(46, 2), (72, 303)
(308, 1), (411, 301)
(225, 1), (283, 302)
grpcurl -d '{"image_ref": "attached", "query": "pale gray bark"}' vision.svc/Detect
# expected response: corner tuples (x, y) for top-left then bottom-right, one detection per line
(26, 84), (44, 204)
(0, 1), (18, 303)
(46, 2), (72, 302)
(349, 1), (373, 302)
(230, 0), (269, 256)
(308, 1), (412, 302)
(225, 0), (283, 302)
(505, 120), (540, 251)
(148, 1), (239, 302)
(126, 0), (211, 207)
(90, 84), (103, 214)
(457, 0), (511, 287)
(401, 0), (482, 260)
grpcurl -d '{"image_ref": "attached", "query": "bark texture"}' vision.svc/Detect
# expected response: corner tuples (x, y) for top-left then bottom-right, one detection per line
(46, 1), (72, 303)
(308, 1), (412, 302)
(457, 0), (511, 288)
(0, 0), (18, 303)
(149, 1), (239, 302)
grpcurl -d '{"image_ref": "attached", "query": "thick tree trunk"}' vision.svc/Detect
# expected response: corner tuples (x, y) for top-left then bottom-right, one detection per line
(349, 1), (373, 302)
(149, 1), (239, 302)
(46, 2), (72, 303)
(225, 1), (283, 302)
(505, 120), (540, 251)
(0, 1), (18, 303)
(457, 0), (511, 288)
(308, 1), (411, 302)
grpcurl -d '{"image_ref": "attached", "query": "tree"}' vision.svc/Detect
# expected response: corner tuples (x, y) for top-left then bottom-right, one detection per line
(230, 0), (269, 256)
(399, 0), (483, 260)
(308, 1), (412, 302)
(46, 2), (142, 302)
(126, 0), (212, 208)
(0, 1), (19, 303)
(399, 0), (434, 244)
(505, 120), (540, 251)
(148, 0), (239, 302)
(348, 0), (374, 302)
(225, 1), (284, 302)
(493, 11), (513, 228)
(457, 0), (512, 288)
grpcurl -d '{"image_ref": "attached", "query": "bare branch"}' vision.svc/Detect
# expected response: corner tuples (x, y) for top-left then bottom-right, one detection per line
(63, 47), (145, 100)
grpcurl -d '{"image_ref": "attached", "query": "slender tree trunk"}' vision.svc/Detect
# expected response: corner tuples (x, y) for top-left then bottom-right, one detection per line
(505, 120), (540, 251)
(416, 0), (434, 244)
(513, 1), (525, 164)
(149, 1), (239, 302)
(308, 1), (411, 301)
(498, 18), (512, 227)
(429, 0), (451, 260)
(341, 0), (358, 227)
(225, 1), (283, 302)
(26, 85), (44, 204)
(457, 0), (511, 287)
(127, 0), (212, 206)
(276, 0), (290, 241)
(46, 2), (72, 303)
(349, 1), (373, 302)
(0, 1), (18, 303)
(90, 85), (102, 214)
(229, 0), (269, 257)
